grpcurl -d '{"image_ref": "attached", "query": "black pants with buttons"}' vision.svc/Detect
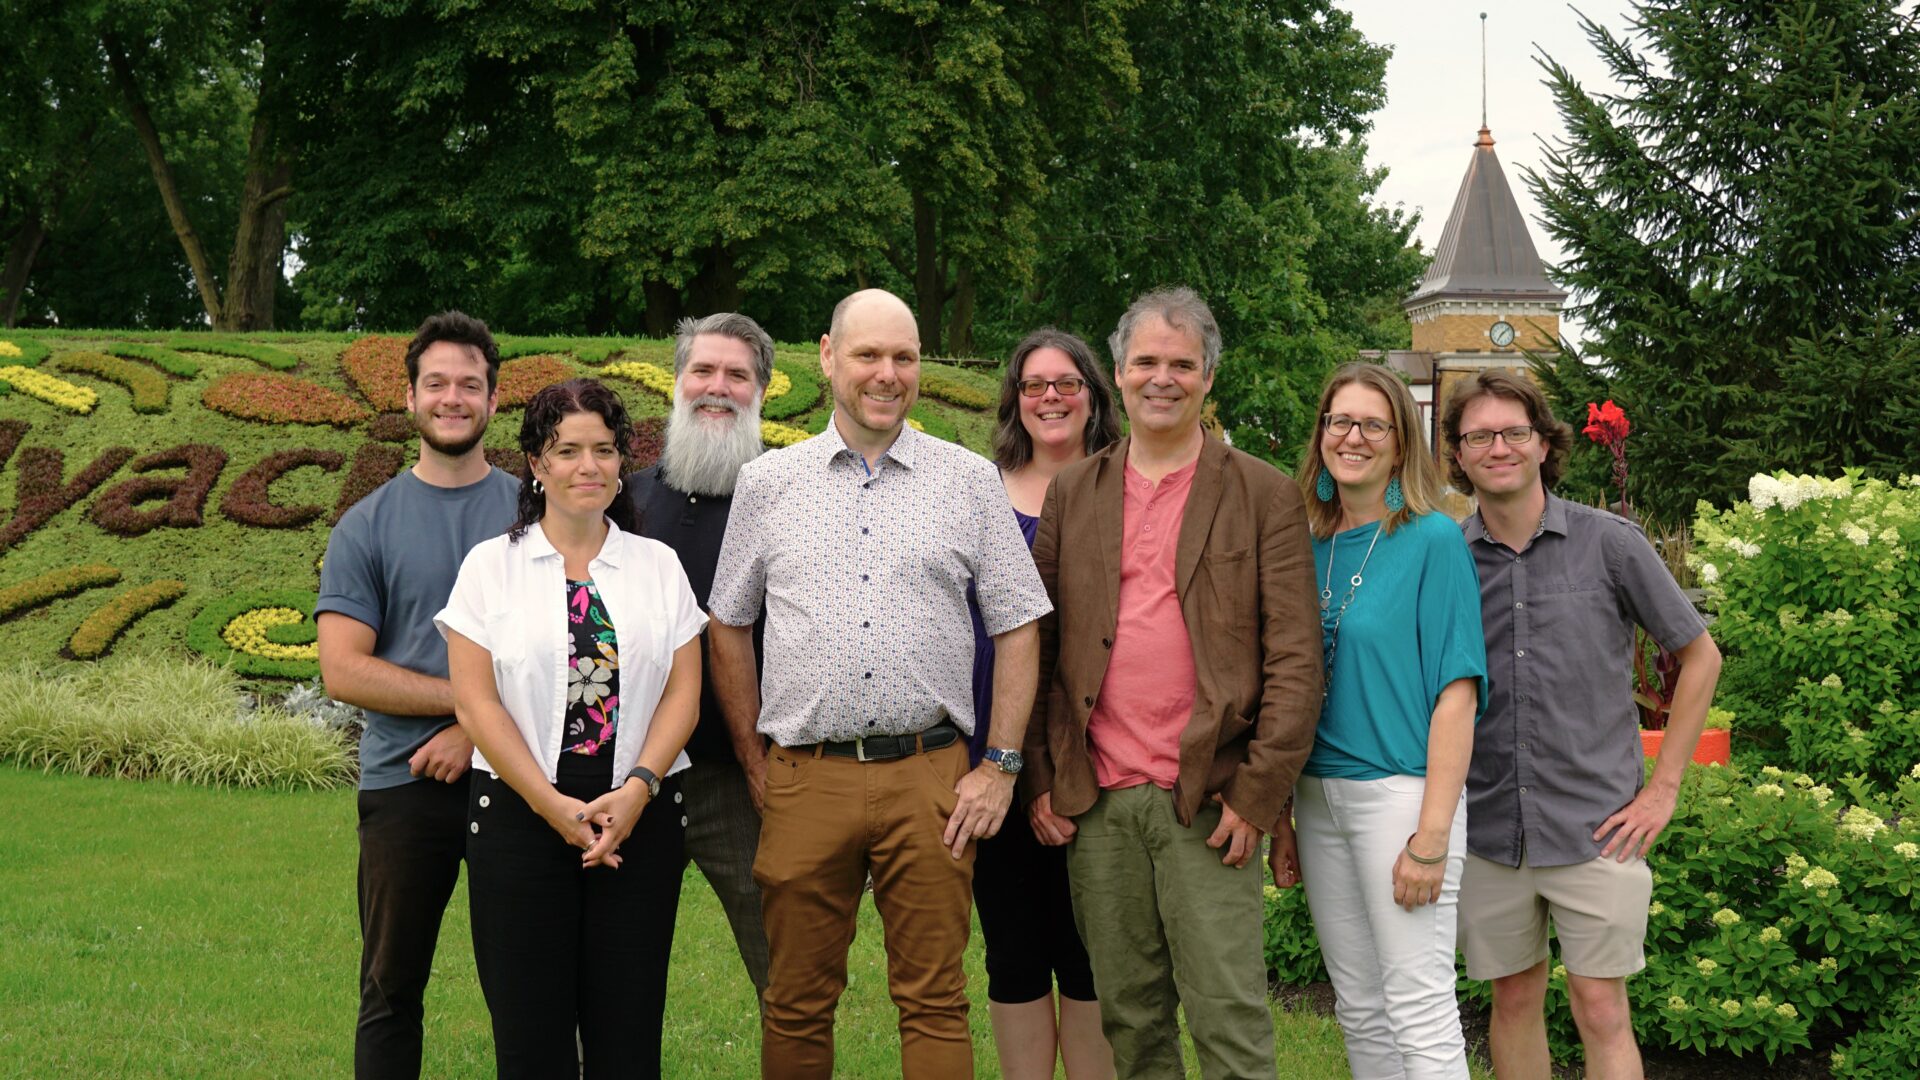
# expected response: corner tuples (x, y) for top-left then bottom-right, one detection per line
(467, 754), (686, 1079)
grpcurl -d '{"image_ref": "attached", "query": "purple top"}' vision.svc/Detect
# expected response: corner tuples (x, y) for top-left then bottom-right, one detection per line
(968, 508), (1042, 764)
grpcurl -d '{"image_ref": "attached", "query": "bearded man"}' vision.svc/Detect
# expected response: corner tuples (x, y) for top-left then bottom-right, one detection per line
(626, 312), (777, 999)
(316, 311), (518, 1079)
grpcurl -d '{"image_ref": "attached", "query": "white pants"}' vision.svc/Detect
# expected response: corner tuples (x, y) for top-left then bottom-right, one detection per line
(1295, 774), (1470, 1080)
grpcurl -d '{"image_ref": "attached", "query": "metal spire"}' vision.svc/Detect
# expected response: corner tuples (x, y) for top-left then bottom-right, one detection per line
(1480, 12), (1488, 130)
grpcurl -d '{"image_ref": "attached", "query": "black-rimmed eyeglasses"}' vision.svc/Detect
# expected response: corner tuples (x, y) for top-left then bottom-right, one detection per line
(1323, 414), (1394, 442)
(1458, 425), (1537, 449)
(1018, 377), (1086, 397)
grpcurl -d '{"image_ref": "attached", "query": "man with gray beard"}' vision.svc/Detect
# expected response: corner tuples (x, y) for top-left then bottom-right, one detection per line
(627, 312), (775, 999)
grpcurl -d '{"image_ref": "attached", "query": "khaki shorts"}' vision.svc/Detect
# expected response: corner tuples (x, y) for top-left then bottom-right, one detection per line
(1458, 852), (1652, 980)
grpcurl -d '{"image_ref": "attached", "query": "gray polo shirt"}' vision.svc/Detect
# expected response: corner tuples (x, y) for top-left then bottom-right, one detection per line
(1462, 492), (1707, 868)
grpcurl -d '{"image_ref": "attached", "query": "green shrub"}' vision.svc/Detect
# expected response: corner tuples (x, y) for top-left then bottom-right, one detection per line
(56, 352), (172, 413)
(1261, 880), (1327, 986)
(0, 563), (122, 620)
(920, 363), (999, 410)
(1692, 472), (1920, 785)
(165, 334), (298, 370)
(763, 359), (823, 420)
(0, 654), (353, 790)
(103, 341), (201, 377)
(0, 336), (51, 367)
(1831, 976), (1920, 1078)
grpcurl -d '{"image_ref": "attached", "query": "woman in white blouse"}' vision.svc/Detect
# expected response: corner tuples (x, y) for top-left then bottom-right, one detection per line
(436, 378), (705, 1079)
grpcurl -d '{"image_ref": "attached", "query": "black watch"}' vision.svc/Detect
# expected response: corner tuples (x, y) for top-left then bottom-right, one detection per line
(982, 747), (1024, 775)
(625, 765), (661, 798)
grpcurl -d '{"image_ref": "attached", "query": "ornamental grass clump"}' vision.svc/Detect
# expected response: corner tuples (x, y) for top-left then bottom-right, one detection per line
(1691, 472), (1920, 785)
(0, 654), (354, 790)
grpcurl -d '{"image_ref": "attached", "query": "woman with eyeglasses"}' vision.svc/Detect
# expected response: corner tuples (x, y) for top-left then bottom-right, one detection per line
(969, 329), (1121, 1080)
(1272, 362), (1487, 1079)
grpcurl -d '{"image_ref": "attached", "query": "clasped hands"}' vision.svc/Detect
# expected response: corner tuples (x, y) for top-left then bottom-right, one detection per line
(538, 779), (653, 870)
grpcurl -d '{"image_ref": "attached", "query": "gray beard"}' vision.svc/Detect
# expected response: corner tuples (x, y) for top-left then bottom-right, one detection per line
(660, 391), (765, 497)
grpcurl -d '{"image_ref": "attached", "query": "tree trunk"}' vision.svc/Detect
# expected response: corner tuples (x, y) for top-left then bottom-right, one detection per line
(944, 264), (975, 358)
(222, 118), (292, 332)
(912, 192), (945, 355)
(1, 216), (47, 328)
(641, 278), (679, 337)
(102, 31), (226, 327)
(688, 245), (743, 316)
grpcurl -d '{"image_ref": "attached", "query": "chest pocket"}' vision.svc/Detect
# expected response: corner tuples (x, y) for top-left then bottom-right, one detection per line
(1202, 546), (1257, 645)
(1528, 577), (1611, 637)
(483, 609), (532, 669)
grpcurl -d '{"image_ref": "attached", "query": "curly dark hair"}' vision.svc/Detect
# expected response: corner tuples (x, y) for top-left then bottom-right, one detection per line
(508, 378), (639, 543)
(404, 310), (502, 390)
(992, 328), (1123, 471)
(1439, 369), (1574, 493)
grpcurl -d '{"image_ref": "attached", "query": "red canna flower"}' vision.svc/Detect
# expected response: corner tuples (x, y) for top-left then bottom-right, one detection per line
(1583, 399), (1630, 446)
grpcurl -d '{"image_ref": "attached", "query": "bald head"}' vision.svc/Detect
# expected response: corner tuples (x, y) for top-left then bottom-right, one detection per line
(829, 289), (917, 345)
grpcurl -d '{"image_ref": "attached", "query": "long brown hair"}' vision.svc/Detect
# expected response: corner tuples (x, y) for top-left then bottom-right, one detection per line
(1296, 363), (1443, 540)
(992, 328), (1122, 471)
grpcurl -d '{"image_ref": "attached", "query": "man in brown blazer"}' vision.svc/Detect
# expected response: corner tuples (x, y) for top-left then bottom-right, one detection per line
(1023, 286), (1322, 1079)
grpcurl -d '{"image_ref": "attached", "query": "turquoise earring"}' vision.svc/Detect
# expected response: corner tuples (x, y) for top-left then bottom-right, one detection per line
(1384, 475), (1405, 512)
(1316, 469), (1335, 501)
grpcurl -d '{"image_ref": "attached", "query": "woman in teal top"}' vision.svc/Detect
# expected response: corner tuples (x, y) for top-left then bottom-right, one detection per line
(1273, 362), (1487, 1080)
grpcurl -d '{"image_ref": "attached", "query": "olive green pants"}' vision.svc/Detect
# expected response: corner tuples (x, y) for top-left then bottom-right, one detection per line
(1066, 783), (1275, 1079)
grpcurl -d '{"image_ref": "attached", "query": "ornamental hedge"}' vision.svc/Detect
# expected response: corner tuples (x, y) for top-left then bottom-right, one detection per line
(0, 330), (997, 679)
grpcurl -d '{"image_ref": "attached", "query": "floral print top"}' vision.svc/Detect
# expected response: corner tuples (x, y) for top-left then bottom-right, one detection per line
(563, 579), (619, 756)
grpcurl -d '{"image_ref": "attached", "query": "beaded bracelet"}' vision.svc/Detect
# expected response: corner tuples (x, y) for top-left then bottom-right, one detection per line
(1404, 835), (1447, 865)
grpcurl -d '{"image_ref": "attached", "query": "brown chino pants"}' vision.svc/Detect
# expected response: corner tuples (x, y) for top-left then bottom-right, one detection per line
(753, 738), (976, 1079)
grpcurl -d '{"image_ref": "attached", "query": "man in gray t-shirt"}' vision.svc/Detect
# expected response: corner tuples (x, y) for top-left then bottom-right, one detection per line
(316, 311), (517, 1079)
(1441, 370), (1721, 1080)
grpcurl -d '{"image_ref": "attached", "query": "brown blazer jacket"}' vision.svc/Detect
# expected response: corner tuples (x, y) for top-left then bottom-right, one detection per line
(1022, 434), (1322, 832)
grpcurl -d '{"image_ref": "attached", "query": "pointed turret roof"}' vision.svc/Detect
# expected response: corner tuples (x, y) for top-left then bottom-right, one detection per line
(1405, 128), (1567, 306)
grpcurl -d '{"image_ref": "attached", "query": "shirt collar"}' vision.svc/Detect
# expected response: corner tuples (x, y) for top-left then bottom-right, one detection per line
(815, 412), (919, 473)
(521, 519), (624, 569)
(1464, 489), (1566, 544)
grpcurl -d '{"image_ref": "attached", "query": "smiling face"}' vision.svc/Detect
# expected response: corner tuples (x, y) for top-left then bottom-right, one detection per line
(1320, 382), (1400, 498)
(821, 293), (920, 443)
(676, 332), (762, 430)
(1017, 346), (1092, 456)
(1117, 314), (1212, 439)
(406, 341), (497, 457)
(529, 410), (622, 521)
(1455, 394), (1548, 498)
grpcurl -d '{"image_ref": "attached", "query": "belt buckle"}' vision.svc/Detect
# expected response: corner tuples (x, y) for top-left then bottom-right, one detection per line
(855, 736), (870, 763)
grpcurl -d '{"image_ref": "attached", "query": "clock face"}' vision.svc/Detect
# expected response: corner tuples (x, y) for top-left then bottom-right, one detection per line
(1489, 320), (1516, 347)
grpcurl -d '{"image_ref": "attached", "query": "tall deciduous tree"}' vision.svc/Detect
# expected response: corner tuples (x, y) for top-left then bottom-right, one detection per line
(1529, 0), (1920, 525)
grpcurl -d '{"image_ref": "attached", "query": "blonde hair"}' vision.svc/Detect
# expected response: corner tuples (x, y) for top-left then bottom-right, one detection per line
(1296, 362), (1444, 540)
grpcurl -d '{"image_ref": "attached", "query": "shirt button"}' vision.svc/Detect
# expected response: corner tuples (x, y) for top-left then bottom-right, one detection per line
(1515, 601), (1525, 609)
(1102, 638), (1112, 649)
(864, 672), (872, 679)
(1515, 649), (1526, 658)
(689, 496), (698, 503)
(1084, 696), (1095, 707)
(861, 620), (870, 628)
(1518, 742), (1528, 750)
(469, 821), (479, 834)
(674, 791), (683, 804)
(1144, 525), (1153, 532)
(478, 795), (490, 808)
(1519, 786), (1529, 795)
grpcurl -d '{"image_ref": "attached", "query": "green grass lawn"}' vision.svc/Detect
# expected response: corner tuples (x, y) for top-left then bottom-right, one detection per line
(0, 767), (1382, 1078)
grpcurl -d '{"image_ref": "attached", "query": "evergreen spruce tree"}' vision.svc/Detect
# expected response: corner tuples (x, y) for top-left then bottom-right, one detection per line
(1527, 0), (1920, 526)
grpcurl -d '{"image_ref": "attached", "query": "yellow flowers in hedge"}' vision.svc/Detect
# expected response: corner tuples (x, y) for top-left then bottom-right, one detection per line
(222, 607), (321, 662)
(604, 361), (676, 398)
(766, 369), (791, 400)
(0, 365), (98, 413)
(761, 421), (812, 447)
(0, 341), (21, 359)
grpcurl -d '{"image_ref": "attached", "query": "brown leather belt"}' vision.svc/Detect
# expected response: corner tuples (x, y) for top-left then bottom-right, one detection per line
(801, 721), (960, 762)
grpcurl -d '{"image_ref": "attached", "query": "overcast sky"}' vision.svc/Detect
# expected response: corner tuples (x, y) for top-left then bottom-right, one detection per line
(1343, 1), (1637, 344)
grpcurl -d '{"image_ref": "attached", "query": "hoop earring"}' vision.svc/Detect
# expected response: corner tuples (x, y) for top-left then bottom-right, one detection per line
(616, 477), (624, 495)
(531, 478), (544, 495)
(1384, 475), (1405, 512)
(1315, 469), (1335, 502)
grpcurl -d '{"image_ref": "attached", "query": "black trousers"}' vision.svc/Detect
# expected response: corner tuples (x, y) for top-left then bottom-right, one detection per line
(355, 774), (471, 1080)
(971, 796), (1097, 1005)
(468, 755), (687, 1080)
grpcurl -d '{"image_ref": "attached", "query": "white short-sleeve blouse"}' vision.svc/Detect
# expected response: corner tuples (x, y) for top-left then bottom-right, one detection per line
(435, 519), (707, 789)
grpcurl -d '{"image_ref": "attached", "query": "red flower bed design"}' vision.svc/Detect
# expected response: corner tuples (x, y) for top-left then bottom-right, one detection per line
(87, 445), (229, 536)
(341, 336), (411, 411)
(630, 416), (664, 470)
(331, 444), (406, 525)
(496, 355), (574, 408)
(221, 449), (348, 528)
(367, 412), (414, 442)
(2, 443), (136, 551)
(485, 448), (529, 481)
(203, 373), (371, 427)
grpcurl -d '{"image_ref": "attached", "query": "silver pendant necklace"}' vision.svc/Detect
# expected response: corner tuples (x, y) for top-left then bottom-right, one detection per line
(1320, 520), (1384, 696)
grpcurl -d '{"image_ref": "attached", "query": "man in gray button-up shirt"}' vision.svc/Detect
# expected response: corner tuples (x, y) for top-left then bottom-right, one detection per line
(1442, 371), (1721, 1080)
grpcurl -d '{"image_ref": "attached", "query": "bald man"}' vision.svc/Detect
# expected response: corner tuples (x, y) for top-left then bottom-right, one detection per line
(708, 290), (1051, 1077)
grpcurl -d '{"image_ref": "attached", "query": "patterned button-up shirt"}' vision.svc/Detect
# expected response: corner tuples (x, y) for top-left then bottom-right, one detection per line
(1462, 492), (1707, 868)
(709, 419), (1052, 747)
